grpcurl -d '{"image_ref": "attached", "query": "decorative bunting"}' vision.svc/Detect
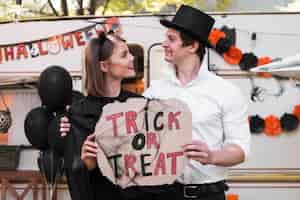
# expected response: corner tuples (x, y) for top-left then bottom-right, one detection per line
(0, 27), (96, 63)
(0, 17), (121, 64)
(210, 27), (300, 136)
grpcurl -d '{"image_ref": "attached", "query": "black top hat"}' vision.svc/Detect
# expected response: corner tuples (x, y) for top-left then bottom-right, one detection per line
(160, 5), (215, 48)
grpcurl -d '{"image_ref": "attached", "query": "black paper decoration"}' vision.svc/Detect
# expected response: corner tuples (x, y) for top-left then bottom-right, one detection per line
(249, 115), (265, 134)
(280, 113), (299, 132)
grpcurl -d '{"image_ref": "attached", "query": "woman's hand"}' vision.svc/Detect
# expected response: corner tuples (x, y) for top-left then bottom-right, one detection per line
(81, 134), (97, 170)
(59, 106), (71, 137)
(60, 116), (71, 137)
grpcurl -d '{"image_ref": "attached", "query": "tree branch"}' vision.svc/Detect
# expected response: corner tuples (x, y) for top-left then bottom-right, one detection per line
(88, 0), (96, 15)
(76, 0), (84, 15)
(40, 2), (48, 12)
(89, 0), (106, 15)
(61, 0), (68, 16)
(102, 0), (111, 15)
(47, 0), (59, 16)
(28, 9), (55, 17)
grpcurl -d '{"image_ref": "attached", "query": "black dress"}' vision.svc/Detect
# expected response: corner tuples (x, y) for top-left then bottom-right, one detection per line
(64, 90), (179, 200)
(64, 90), (142, 200)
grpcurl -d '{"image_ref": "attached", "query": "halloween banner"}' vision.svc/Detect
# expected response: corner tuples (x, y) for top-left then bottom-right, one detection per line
(0, 17), (121, 76)
(95, 98), (192, 188)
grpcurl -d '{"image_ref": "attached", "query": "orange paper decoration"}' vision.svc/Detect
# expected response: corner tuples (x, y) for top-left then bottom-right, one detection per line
(257, 57), (271, 66)
(293, 104), (300, 121)
(226, 194), (239, 200)
(264, 115), (282, 136)
(208, 29), (226, 47)
(257, 57), (272, 78)
(258, 72), (272, 78)
(223, 46), (243, 65)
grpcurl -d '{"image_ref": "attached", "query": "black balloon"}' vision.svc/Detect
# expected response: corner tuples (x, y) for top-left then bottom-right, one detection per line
(24, 107), (53, 150)
(38, 66), (73, 113)
(48, 114), (65, 156)
(48, 91), (84, 156)
(37, 149), (64, 185)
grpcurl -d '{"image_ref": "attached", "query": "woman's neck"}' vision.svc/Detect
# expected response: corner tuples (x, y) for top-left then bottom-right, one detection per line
(103, 77), (122, 97)
(175, 54), (201, 85)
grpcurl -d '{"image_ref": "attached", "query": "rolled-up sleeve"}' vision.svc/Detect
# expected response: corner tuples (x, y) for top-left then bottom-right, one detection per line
(222, 85), (251, 160)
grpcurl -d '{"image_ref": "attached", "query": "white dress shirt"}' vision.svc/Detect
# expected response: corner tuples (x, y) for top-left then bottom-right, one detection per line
(143, 63), (251, 184)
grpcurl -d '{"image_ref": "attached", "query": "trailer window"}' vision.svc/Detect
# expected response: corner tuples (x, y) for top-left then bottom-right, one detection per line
(122, 43), (145, 95)
(128, 44), (144, 79)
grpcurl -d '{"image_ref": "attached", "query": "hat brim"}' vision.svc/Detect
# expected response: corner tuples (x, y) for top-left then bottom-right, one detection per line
(160, 19), (213, 48)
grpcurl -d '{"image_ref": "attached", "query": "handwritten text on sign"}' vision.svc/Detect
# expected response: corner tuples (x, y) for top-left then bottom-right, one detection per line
(95, 98), (192, 188)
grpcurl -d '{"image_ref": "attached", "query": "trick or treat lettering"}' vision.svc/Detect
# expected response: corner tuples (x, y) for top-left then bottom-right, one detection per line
(94, 98), (192, 188)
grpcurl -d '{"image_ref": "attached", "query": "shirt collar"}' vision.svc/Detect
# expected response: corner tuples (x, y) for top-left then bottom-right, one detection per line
(168, 55), (210, 87)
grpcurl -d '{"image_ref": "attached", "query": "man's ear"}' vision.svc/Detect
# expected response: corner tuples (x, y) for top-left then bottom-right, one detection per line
(188, 41), (200, 54)
(99, 61), (108, 72)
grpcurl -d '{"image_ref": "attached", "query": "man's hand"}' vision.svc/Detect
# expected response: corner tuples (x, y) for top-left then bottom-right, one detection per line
(183, 141), (215, 165)
(184, 141), (246, 167)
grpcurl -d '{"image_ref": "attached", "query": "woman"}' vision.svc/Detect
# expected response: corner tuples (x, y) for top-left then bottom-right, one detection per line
(62, 31), (180, 200)
(61, 31), (142, 200)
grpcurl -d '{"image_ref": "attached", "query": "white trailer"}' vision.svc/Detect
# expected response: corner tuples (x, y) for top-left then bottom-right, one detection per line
(1, 12), (300, 200)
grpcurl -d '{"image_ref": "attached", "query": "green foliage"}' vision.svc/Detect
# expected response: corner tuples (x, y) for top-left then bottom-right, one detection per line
(0, 0), (233, 20)
(105, 0), (145, 14)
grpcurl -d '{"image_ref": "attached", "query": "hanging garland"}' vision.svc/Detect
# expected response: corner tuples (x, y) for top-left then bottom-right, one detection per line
(0, 17), (120, 65)
(208, 26), (300, 135)
(208, 26), (273, 78)
(248, 104), (300, 136)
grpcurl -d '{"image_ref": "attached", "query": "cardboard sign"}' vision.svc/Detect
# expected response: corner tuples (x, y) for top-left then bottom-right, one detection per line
(95, 98), (192, 188)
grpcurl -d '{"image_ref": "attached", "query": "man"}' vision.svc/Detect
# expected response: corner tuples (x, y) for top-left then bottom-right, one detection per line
(143, 5), (251, 200)
(60, 5), (250, 200)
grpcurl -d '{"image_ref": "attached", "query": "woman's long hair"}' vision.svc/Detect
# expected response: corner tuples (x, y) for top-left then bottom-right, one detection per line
(83, 32), (114, 97)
